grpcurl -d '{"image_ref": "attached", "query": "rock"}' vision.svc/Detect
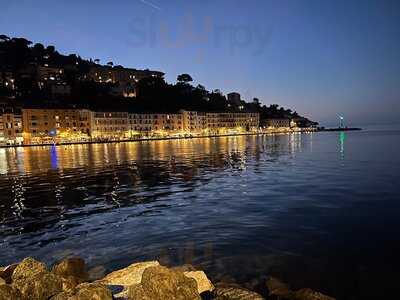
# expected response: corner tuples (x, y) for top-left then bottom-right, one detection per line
(100, 261), (159, 298)
(213, 283), (265, 300)
(11, 257), (47, 283)
(13, 271), (62, 300)
(0, 264), (19, 284)
(293, 288), (335, 300)
(74, 283), (113, 300)
(184, 271), (214, 294)
(127, 284), (152, 300)
(52, 257), (88, 283)
(101, 261), (159, 287)
(49, 292), (71, 300)
(61, 276), (80, 292)
(0, 278), (5, 286)
(0, 284), (23, 300)
(265, 277), (293, 299)
(127, 265), (201, 300)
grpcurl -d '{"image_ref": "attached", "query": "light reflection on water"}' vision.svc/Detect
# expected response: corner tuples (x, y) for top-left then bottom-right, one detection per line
(1, 131), (400, 299)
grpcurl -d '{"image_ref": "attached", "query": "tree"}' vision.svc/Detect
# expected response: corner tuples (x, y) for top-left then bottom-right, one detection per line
(94, 58), (100, 64)
(46, 45), (55, 54)
(107, 61), (114, 67)
(0, 35), (10, 42)
(177, 73), (193, 84)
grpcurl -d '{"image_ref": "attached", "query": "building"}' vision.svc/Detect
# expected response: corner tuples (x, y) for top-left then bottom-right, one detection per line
(22, 108), (92, 144)
(0, 109), (23, 145)
(87, 66), (164, 98)
(0, 71), (16, 90)
(91, 111), (129, 139)
(261, 118), (293, 129)
(129, 113), (184, 136)
(207, 112), (259, 133)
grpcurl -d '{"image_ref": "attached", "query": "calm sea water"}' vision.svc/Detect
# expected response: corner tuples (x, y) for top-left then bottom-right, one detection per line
(1, 128), (400, 299)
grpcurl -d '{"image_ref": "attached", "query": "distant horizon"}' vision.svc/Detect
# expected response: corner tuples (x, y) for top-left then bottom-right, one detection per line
(1, 0), (399, 126)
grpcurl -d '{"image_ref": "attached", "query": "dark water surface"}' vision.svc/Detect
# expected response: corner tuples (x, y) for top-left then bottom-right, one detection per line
(1, 129), (400, 299)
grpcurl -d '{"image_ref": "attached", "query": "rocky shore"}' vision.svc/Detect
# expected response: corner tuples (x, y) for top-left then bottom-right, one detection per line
(0, 257), (335, 300)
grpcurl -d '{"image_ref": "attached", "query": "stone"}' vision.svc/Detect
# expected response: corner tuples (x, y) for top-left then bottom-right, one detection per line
(293, 288), (335, 300)
(0, 264), (19, 284)
(50, 292), (71, 300)
(0, 284), (23, 300)
(100, 261), (159, 298)
(74, 283), (113, 300)
(52, 257), (88, 282)
(13, 271), (63, 300)
(127, 265), (201, 300)
(184, 271), (214, 294)
(127, 284), (152, 300)
(101, 260), (159, 287)
(213, 283), (265, 300)
(61, 276), (81, 292)
(0, 278), (5, 286)
(265, 277), (293, 299)
(11, 257), (47, 283)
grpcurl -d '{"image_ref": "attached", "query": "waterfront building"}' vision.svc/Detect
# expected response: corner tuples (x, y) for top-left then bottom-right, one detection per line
(91, 111), (129, 140)
(0, 109), (23, 145)
(207, 112), (259, 134)
(261, 118), (292, 129)
(181, 110), (201, 132)
(22, 108), (92, 144)
(129, 113), (183, 137)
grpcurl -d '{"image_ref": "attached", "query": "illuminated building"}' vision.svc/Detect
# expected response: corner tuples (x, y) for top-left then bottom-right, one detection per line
(22, 108), (92, 144)
(86, 66), (164, 98)
(261, 118), (292, 129)
(91, 111), (129, 139)
(0, 109), (23, 145)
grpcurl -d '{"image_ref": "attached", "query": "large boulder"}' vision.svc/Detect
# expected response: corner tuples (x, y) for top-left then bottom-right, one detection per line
(127, 265), (201, 300)
(74, 283), (113, 300)
(50, 283), (113, 300)
(213, 282), (265, 300)
(11, 258), (47, 283)
(0, 284), (23, 300)
(184, 271), (214, 294)
(13, 271), (63, 300)
(52, 257), (88, 283)
(265, 277), (293, 299)
(100, 261), (159, 298)
(293, 288), (335, 300)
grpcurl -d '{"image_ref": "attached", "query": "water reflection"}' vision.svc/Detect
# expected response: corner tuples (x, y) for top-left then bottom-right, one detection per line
(1, 132), (399, 299)
(339, 132), (346, 159)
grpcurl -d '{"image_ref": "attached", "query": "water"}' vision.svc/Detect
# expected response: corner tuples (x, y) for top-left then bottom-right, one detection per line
(1, 129), (400, 299)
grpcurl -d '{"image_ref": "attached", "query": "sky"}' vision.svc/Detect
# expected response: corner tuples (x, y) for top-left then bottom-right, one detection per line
(1, 0), (400, 126)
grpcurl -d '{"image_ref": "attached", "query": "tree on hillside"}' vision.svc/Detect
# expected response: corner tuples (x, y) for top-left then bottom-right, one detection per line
(177, 73), (193, 84)
(0, 35), (10, 42)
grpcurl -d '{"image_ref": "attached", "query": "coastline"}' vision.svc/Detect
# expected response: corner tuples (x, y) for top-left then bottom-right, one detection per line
(0, 128), (317, 149)
(0, 256), (336, 300)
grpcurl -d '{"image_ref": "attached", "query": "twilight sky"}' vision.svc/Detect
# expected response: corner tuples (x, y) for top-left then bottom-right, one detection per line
(1, 0), (400, 126)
